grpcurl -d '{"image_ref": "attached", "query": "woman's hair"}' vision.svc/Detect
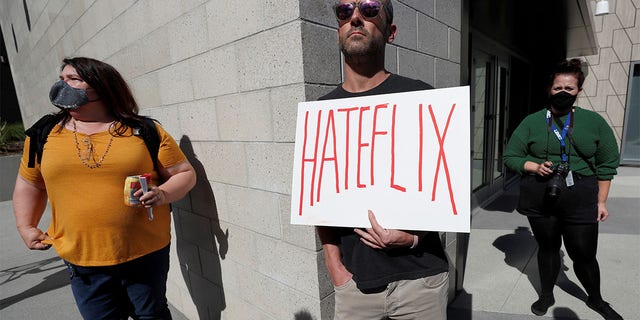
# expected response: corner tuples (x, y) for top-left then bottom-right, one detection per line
(549, 58), (586, 89)
(56, 57), (148, 135)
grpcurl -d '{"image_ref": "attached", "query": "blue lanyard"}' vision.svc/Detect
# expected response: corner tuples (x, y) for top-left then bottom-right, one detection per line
(546, 110), (572, 162)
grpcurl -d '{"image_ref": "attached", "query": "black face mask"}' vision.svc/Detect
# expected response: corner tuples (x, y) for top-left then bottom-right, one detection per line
(49, 80), (90, 110)
(549, 91), (577, 113)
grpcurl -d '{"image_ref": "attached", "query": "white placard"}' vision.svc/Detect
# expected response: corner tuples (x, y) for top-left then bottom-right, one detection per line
(290, 86), (471, 233)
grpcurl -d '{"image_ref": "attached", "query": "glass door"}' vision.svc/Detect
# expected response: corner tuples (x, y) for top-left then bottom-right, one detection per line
(620, 61), (640, 165)
(471, 51), (491, 190)
(471, 48), (510, 192)
(494, 61), (509, 182)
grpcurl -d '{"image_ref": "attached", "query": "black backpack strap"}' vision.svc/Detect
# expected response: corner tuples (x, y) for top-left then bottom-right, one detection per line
(25, 113), (62, 168)
(137, 117), (161, 172)
(24, 114), (162, 172)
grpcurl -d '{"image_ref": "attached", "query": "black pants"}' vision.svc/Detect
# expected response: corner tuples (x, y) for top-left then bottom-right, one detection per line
(518, 174), (599, 223)
(527, 216), (603, 302)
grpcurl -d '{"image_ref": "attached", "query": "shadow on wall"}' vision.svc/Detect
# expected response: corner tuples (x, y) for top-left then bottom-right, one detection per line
(294, 309), (314, 319)
(174, 136), (229, 320)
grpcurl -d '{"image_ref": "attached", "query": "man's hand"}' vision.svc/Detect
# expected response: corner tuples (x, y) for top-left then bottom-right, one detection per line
(354, 210), (415, 250)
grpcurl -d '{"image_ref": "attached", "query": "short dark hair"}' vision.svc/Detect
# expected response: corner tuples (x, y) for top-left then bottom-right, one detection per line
(382, 0), (394, 25)
(550, 58), (586, 89)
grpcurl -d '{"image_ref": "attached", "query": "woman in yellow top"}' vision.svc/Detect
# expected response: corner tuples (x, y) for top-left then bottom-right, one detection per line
(13, 57), (196, 319)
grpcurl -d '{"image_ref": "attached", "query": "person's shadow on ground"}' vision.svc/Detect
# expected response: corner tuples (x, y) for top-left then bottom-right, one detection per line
(174, 136), (229, 319)
(493, 227), (588, 304)
(0, 257), (67, 310)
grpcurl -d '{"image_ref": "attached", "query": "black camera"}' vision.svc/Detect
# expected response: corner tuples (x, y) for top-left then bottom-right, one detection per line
(545, 163), (570, 199)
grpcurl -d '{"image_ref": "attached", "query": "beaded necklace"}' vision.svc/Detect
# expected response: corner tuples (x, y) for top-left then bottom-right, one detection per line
(72, 120), (115, 169)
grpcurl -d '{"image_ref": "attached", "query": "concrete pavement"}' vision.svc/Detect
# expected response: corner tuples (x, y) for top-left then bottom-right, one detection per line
(1, 166), (638, 319)
(448, 165), (640, 320)
(0, 201), (188, 320)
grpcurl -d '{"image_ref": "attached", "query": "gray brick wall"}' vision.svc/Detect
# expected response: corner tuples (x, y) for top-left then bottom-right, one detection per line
(0, 0), (462, 318)
(575, 0), (640, 146)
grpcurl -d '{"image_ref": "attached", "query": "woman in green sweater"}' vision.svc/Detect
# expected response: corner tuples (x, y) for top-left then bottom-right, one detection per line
(503, 58), (622, 320)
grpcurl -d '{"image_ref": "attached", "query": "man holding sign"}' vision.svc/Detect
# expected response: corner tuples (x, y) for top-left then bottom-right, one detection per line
(317, 1), (449, 319)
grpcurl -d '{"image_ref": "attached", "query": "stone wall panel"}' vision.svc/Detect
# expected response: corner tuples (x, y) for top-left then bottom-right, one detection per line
(0, 1), (464, 319)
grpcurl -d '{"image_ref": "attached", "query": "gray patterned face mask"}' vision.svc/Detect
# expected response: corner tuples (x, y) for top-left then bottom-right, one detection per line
(49, 80), (90, 110)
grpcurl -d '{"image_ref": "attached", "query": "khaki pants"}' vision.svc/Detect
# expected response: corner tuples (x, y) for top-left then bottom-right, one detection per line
(334, 272), (449, 320)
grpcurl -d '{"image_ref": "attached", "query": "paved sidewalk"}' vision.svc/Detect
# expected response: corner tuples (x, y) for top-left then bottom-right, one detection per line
(449, 166), (640, 320)
(0, 201), (188, 320)
(1, 167), (638, 319)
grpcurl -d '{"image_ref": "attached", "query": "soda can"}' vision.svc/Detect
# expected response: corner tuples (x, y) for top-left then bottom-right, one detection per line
(124, 175), (142, 206)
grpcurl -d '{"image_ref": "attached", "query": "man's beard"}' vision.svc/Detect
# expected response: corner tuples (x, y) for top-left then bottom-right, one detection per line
(339, 29), (386, 57)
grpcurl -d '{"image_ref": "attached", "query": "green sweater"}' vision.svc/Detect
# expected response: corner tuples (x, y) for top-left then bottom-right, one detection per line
(503, 107), (619, 180)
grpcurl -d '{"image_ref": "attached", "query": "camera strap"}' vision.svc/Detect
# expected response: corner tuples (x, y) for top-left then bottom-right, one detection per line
(546, 109), (576, 187)
(546, 109), (574, 163)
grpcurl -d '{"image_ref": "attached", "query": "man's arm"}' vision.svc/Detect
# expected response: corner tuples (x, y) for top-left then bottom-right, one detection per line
(317, 226), (353, 286)
(13, 175), (51, 250)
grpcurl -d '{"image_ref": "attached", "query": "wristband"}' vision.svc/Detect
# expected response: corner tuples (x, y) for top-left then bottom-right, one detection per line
(409, 234), (419, 249)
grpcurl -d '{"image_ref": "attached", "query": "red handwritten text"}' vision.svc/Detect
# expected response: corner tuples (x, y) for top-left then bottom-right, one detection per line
(298, 102), (458, 216)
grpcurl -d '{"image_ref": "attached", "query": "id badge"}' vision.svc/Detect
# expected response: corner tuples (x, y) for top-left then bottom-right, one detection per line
(565, 171), (575, 187)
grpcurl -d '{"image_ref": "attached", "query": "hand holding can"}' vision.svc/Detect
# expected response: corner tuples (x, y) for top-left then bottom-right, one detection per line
(124, 174), (154, 221)
(138, 174), (154, 221)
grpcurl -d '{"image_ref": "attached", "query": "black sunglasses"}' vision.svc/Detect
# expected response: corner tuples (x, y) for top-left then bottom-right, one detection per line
(334, 1), (383, 22)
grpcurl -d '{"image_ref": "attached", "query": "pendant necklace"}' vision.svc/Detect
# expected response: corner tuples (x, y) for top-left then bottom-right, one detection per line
(72, 120), (115, 169)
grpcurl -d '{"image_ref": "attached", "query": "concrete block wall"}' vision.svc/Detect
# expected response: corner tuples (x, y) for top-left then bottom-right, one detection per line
(576, 0), (640, 146)
(0, 0), (462, 319)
